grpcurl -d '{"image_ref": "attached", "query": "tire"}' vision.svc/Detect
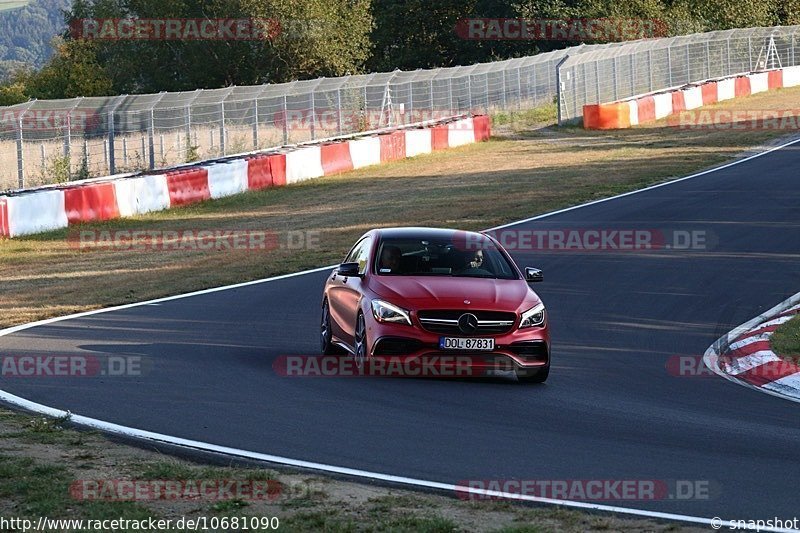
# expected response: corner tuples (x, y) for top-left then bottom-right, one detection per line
(516, 364), (549, 384)
(320, 299), (338, 355)
(353, 312), (368, 370)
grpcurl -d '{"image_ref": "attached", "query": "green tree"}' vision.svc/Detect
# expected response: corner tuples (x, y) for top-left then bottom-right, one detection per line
(0, 80), (28, 106)
(21, 38), (112, 98)
(241, 0), (373, 79)
(61, 0), (373, 93)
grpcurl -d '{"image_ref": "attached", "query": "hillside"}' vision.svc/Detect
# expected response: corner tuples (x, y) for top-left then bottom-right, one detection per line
(0, 0), (69, 79)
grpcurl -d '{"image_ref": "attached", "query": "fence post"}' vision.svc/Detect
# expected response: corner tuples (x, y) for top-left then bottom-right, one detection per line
(310, 91), (316, 141)
(16, 112), (25, 189)
(467, 76), (473, 111)
(336, 88), (343, 135)
(667, 46), (673, 87)
(448, 78), (454, 113)
(648, 50), (653, 91)
(430, 78), (435, 115)
(484, 73), (490, 113)
(219, 100), (226, 156)
(612, 56), (619, 101)
(108, 106), (116, 175)
(595, 61), (601, 101)
(184, 104), (192, 149)
(252, 98), (259, 150)
(64, 113), (72, 179)
(706, 41), (711, 78)
(748, 36), (753, 71)
(408, 81), (413, 124)
(630, 54), (636, 96)
(516, 67), (522, 109)
(582, 63), (588, 109)
(556, 55), (569, 125)
(363, 85), (369, 128)
(685, 44), (690, 83)
(282, 95), (289, 144)
(145, 93), (167, 169)
(727, 37), (732, 74)
(148, 107), (156, 169)
(83, 139), (89, 174)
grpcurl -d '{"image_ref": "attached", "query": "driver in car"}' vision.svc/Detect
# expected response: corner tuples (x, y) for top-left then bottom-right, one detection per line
(379, 245), (402, 273)
(469, 249), (484, 269)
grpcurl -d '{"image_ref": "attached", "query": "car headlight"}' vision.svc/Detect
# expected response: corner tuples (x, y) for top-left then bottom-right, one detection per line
(519, 303), (546, 329)
(371, 300), (412, 326)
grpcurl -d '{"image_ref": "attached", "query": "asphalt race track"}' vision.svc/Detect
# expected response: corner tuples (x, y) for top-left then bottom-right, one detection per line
(2, 141), (800, 524)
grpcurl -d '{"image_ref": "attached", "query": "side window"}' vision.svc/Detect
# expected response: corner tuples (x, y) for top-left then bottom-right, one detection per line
(344, 238), (365, 263)
(345, 238), (371, 275)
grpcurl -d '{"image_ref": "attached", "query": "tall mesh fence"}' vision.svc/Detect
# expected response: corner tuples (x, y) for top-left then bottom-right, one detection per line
(1, 25), (797, 191)
(558, 26), (800, 122)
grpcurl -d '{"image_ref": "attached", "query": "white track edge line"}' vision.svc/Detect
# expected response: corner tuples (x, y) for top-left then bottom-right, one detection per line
(4, 136), (800, 531)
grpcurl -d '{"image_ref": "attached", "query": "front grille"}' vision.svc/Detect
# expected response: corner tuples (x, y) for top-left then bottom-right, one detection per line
(417, 310), (516, 335)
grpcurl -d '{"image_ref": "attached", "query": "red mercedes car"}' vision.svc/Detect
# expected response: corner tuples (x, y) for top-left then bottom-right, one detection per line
(320, 227), (550, 383)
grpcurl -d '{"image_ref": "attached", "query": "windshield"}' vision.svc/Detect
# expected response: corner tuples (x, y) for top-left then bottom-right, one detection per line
(374, 237), (518, 279)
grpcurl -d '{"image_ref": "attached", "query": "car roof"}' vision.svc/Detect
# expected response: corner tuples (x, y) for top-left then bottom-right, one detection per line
(374, 227), (486, 241)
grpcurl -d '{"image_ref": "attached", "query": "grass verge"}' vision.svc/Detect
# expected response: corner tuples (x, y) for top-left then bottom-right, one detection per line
(0, 410), (705, 532)
(771, 315), (800, 362)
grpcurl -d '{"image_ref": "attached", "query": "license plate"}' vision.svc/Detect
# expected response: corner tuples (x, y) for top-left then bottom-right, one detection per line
(439, 337), (495, 351)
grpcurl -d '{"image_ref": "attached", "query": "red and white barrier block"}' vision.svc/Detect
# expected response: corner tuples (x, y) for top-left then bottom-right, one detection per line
(585, 65), (800, 129)
(114, 174), (171, 217)
(348, 137), (382, 169)
(705, 294), (800, 403)
(1, 189), (69, 238)
(206, 159), (249, 199)
(0, 115), (492, 238)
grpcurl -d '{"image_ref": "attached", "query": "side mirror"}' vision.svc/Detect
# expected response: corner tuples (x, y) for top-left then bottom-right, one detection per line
(337, 262), (362, 277)
(525, 267), (543, 283)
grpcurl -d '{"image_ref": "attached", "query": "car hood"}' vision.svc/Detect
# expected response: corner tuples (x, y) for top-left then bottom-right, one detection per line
(367, 275), (539, 312)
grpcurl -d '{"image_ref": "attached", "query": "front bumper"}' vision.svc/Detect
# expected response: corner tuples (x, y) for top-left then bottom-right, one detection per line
(366, 318), (550, 376)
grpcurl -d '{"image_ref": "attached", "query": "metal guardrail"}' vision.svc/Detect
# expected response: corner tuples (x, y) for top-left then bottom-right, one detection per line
(2, 25), (797, 191)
